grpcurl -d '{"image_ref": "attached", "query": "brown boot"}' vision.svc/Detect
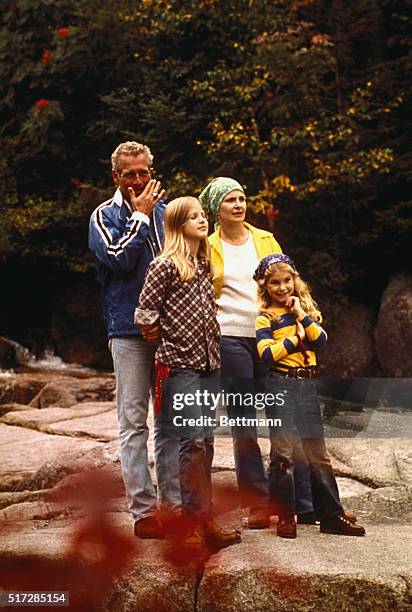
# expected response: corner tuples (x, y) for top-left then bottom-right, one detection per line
(277, 516), (297, 539)
(298, 509), (357, 525)
(134, 516), (166, 539)
(204, 520), (242, 550)
(320, 514), (365, 536)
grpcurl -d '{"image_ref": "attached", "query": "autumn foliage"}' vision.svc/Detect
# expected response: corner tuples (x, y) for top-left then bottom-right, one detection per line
(0, 0), (410, 310)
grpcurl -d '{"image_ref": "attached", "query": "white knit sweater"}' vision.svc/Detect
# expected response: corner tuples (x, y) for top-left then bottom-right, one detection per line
(216, 233), (259, 338)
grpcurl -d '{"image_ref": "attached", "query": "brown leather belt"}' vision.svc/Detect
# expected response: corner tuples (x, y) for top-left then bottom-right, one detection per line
(272, 366), (318, 379)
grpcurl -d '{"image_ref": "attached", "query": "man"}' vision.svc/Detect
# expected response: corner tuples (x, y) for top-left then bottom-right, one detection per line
(89, 141), (181, 538)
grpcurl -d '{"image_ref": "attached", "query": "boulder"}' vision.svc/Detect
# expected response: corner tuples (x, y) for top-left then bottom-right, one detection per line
(0, 500), (70, 523)
(30, 376), (115, 408)
(320, 303), (381, 377)
(1, 372), (115, 408)
(0, 374), (47, 405)
(1, 512), (411, 612)
(374, 273), (412, 377)
(344, 485), (411, 521)
(198, 525), (412, 611)
(326, 438), (410, 488)
(0, 402), (116, 436)
(1, 367), (412, 611)
(0, 514), (198, 612)
(46, 409), (118, 442)
(0, 404), (33, 418)
(101, 529), (199, 612)
(0, 423), (106, 491)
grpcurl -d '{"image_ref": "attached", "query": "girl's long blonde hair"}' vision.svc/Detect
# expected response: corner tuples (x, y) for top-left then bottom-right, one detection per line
(257, 262), (322, 322)
(160, 196), (211, 281)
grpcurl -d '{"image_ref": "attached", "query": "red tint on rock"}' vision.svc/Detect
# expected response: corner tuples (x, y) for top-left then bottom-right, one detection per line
(0, 464), (242, 603)
(159, 510), (212, 568)
(0, 465), (138, 610)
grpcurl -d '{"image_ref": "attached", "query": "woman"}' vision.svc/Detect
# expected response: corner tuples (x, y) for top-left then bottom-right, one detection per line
(199, 177), (282, 528)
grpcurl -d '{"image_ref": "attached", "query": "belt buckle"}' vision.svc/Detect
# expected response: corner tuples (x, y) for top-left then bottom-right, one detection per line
(296, 367), (307, 379)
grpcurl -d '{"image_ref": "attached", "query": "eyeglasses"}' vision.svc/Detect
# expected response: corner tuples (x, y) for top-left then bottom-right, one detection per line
(119, 170), (151, 180)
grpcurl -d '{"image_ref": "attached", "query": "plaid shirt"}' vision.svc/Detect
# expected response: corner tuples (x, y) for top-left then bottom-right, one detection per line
(135, 257), (220, 370)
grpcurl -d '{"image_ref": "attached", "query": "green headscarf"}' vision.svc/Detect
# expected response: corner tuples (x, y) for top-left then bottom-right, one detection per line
(199, 177), (245, 220)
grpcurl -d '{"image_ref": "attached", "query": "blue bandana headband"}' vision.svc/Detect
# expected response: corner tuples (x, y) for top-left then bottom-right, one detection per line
(253, 253), (296, 282)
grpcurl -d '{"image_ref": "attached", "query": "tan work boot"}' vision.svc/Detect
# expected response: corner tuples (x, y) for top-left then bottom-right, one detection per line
(204, 520), (242, 549)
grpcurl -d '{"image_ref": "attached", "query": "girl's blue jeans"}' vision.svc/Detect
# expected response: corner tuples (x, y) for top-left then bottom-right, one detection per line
(220, 335), (314, 514)
(166, 367), (218, 519)
(267, 374), (344, 519)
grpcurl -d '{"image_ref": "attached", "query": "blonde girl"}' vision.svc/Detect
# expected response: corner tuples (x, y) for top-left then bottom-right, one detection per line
(255, 253), (323, 374)
(135, 196), (241, 551)
(254, 253), (365, 539)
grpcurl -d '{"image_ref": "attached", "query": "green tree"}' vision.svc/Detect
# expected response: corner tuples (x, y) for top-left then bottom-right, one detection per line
(0, 0), (410, 310)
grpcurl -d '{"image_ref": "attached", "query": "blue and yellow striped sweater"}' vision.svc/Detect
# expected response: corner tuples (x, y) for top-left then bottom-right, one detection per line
(256, 307), (327, 369)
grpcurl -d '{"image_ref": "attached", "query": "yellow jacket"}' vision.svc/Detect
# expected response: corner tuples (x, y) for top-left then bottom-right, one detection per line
(208, 222), (282, 298)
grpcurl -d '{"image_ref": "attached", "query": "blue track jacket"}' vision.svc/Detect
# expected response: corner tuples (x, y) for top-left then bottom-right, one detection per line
(88, 188), (165, 338)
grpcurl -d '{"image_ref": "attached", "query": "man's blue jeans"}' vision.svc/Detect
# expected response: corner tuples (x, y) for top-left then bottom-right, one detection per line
(220, 335), (314, 513)
(110, 337), (181, 521)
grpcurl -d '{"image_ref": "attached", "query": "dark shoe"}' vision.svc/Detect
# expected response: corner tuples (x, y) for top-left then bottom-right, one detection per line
(204, 520), (242, 549)
(134, 516), (166, 539)
(320, 514), (365, 536)
(277, 517), (297, 539)
(248, 505), (270, 529)
(298, 509), (357, 525)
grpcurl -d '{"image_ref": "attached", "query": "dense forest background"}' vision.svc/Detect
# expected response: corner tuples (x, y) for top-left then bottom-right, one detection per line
(0, 0), (411, 362)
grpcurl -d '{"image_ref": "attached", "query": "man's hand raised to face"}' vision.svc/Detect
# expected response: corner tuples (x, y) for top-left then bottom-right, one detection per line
(128, 179), (165, 216)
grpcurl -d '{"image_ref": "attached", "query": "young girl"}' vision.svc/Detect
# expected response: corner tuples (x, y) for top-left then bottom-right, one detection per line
(134, 196), (241, 551)
(254, 253), (365, 538)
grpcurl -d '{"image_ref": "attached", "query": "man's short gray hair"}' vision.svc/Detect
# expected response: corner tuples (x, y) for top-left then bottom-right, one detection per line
(111, 141), (154, 173)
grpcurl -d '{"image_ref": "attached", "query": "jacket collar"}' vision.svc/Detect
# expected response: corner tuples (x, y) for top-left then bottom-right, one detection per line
(113, 188), (164, 251)
(113, 188), (132, 214)
(209, 221), (273, 254)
